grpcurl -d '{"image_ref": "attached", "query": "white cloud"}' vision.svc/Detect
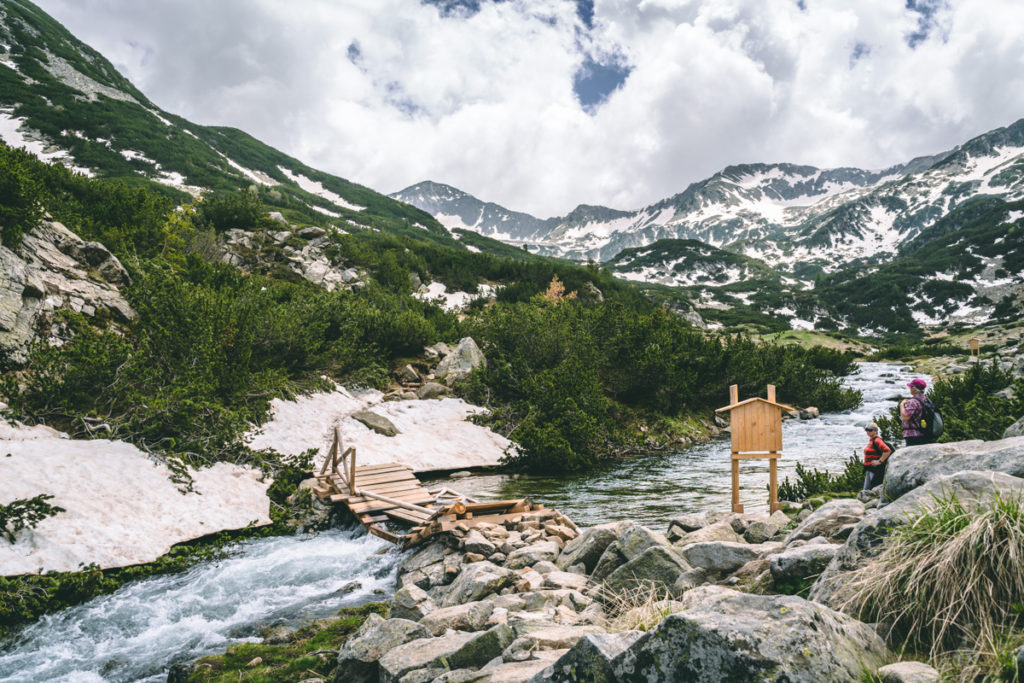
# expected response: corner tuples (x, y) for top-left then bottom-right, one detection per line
(31, 0), (1024, 217)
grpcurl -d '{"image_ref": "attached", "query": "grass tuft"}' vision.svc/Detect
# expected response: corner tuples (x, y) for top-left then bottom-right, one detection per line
(835, 491), (1024, 681)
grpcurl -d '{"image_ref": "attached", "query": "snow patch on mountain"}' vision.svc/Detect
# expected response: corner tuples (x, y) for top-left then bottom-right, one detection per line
(278, 166), (364, 212)
(0, 108), (93, 176)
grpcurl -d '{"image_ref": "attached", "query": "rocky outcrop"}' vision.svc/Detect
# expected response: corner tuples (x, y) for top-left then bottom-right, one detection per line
(1005, 415), (1024, 439)
(593, 586), (890, 682)
(881, 436), (1024, 502)
(783, 499), (865, 545)
(434, 337), (486, 385)
(350, 410), (399, 437)
(810, 471), (1024, 607)
(1, 220), (134, 366)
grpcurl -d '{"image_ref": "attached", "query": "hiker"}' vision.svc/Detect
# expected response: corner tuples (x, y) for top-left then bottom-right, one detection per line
(900, 378), (931, 446)
(862, 422), (892, 490)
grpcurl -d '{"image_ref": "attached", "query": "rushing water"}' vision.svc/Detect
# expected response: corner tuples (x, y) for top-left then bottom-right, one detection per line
(0, 529), (401, 683)
(426, 362), (924, 527)
(0, 362), (920, 682)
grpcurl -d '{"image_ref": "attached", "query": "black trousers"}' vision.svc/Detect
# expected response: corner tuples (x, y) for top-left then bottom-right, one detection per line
(905, 435), (929, 446)
(863, 463), (886, 490)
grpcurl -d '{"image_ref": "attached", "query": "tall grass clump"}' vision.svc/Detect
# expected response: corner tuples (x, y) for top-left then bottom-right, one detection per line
(592, 580), (680, 633)
(836, 491), (1024, 680)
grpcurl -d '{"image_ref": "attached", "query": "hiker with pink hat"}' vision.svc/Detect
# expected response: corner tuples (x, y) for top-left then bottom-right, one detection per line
(900, 378), (935, 446)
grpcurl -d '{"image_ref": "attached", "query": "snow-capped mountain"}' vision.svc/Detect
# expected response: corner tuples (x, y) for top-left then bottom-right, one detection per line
(393, 122), (1024, 277)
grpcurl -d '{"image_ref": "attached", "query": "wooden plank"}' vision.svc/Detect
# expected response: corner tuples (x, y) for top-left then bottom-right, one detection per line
(366, 525), (401, 543)
(353, 471), (419, 484)
(346, 492), (436, 511)
(355, 464), (411, 474)
(460, 500), (523, 513)
(385, 508), (433, 525)
(437, 511), (532, 532)
(360, 514), (390, 524)
(341, 487), (430, 505)
(354, 482), (426, 496)
(346, 496), (436, 515)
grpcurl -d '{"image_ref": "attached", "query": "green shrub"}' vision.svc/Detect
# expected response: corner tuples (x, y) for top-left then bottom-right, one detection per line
(0, 144), (44, 248)
(0, 494), (65, 543)
(777, 455), (864, 501)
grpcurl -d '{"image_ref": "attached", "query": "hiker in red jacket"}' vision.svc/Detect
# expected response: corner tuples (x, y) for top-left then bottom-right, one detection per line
(863, 422), (892, 490)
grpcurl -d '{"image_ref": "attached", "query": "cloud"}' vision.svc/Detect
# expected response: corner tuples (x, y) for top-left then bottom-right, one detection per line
(31, 0), (1024, 217)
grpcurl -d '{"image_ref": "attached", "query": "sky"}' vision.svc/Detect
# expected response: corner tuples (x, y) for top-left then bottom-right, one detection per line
(32, 0), (1024, 218)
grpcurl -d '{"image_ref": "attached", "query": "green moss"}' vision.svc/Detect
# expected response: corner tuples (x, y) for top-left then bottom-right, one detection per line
(186, 603), (388, 682)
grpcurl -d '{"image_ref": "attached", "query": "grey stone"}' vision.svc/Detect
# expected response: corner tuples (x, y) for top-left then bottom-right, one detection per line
(678, 541), (762, 575)
(390, 584), (438, 621)
(1005, 415), (1024, 439)
(555, 521), (630, 572)
(672, 567), (708, 595)
(881, 436), (1024, 503)
(672, 520), (743, 548)
(616, 525), (672, 561)
(784, 498), (865, 545)
(419, 600), (495, 636)
(877, 661), (941, 683)
(505, 541), (560, 570)
(335, 614), (429, 683)
(532, 631), (644, 683)
(743, 519), (779, 544)
(768, 543), (839, 586)
(464, 530), (498, 557)
(440, 561), (517, 607)
(298, 226), (327, 239)
(378, 630), (478, 683)
(601, 545), (691, 595)
(351, 410), (399, 436)
(444, 623), (516, 671)
(609, 586), (890, 682)
(416, 382), (449, 400)
(512, 623), (606, 650)
(589, 541), (627, 582)
(434, 337), (487, 385)
(811, 471), (1024, 606)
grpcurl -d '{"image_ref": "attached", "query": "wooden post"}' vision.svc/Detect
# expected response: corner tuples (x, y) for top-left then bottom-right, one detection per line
(767, 384), (776, 403)
(729, 384), (739, 406)
(769, 455), (780, 513)
(731, 456), (743, 513)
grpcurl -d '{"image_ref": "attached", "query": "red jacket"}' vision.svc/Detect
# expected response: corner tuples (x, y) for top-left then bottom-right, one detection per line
(864, 436), (891, 466)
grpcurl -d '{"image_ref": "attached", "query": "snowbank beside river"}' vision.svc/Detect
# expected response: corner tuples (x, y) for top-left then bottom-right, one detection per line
(0, 422), (271, 575)
(247, 385), (511, 472)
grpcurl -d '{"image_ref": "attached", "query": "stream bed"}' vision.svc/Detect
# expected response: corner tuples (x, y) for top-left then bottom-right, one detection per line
(0, 361), (921, 682)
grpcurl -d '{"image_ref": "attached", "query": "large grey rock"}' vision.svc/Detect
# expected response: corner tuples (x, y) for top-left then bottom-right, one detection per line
(1, 220), (134, 366)
(881, 436), (1024, 502)
(335, 614), (429, 683)
(810, 471), (1024, 606)
(784, 499), (865, 545)
(399, 541), (446, 590)
(445, 623), (516, 671)
(590, 541), (627, 582)
(378, 630), (478, 683)
(390, 584), (438, 621)
(512, 623), (606, 651)
(464, 529), (498, 557)
(1005, 415), (1024, 439)
(434, 337), (487, 385)
(768, 543), (839, 587)
(440, 561), (517, 607)
(617, 525), (672, 561)
(505, 541), (560, 569)
(601, 545), (691, 595)
(416, 382), (449, 400)
(609, 586), (890, 682)
(678, 541), (762, 576)
(351, 410), (400, 436)
(877, 661), (941, 682)
(672, 520), (743, 548)
(419, 600), (495, 636)
(532, 631), (644, 683)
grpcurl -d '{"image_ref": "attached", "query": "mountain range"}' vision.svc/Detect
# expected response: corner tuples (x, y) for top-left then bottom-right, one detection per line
(1, 0), (1022, 336)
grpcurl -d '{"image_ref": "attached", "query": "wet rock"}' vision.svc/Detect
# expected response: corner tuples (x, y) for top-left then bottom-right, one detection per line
(882, 436), (1024, 502)
(799, 407), (820, 420)
(877, 661), (941, 682)
(609, 586), (890, 682)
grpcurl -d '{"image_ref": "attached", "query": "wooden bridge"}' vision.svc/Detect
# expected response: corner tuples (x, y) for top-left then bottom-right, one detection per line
(311, 427), (538, 547)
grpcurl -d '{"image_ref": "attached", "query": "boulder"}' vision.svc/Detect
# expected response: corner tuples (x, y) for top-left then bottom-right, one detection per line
(416, 382), (449, 400)
(334, 614), (429, 683)
(445, 623), (516, 671)
(542, 571), (589, 592)
(419, 600), (495, 636)
(505, 541), (560, 570)
(876, 661), (941, 682)
(390, 584), (438, 621)
(678, 541), (762, 576)
(810, 471), (1024, 607)
(440, 561), (518, 607)
(464, 529), (498, 557)
(535, 631), (644, 683)
(601, 545), (691, 596)
(743, 519), (779, 544)
(590, 542), (627, 582)
(377, 630), (479, 683)
(881, 436), (1024, 503)
(556, 521), (630, 572)
(617, 525), (672, 561)
(350, 410), (399, 437)
(434, 337), (487, 385)
(672, 520), (743, 548)
(784, 499), (865, 545)
(768, 543), (839, 587)
(399, 541), (446, 590)
(513, 623), (606, 651)
(1004, 415), (1024, 439)
(608, 586), (890, 682)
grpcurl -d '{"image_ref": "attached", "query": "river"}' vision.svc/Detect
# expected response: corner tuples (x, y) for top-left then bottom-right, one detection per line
(0, 361), (921, 682)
